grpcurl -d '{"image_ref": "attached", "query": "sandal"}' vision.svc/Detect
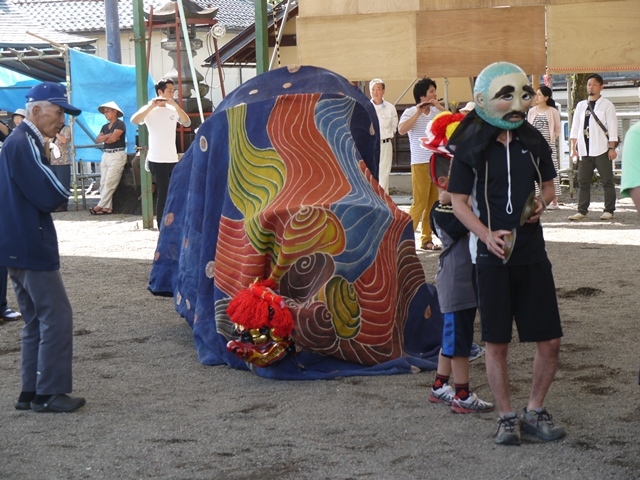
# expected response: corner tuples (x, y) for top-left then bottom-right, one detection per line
(421, 241), (442, 251)
(94, 209), (112, 215)
(89, 207), (98, 215)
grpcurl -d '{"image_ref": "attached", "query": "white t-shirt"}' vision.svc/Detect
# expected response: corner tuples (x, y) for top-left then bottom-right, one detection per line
(143, 105), (184, 163)
(399, 106), (438, 164)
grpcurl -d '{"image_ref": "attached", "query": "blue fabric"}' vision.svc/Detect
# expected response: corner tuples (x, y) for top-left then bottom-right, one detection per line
(148, 66), (443, 380)
(0, 70), (39, 113)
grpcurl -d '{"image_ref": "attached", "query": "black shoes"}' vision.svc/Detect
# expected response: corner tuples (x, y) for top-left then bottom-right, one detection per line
(30, 394), (86, 413)
(1, 308), (22, 322)
(14, 400), (31, 411)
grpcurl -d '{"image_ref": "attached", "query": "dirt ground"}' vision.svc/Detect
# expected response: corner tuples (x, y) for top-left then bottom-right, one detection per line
(1, 186), (639, 480)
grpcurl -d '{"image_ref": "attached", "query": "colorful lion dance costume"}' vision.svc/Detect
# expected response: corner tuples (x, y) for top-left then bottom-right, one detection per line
(148, 66), (443, 379)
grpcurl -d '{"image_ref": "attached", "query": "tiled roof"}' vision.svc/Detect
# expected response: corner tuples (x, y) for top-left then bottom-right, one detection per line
(0, 0), (95, 47)
(9, 0), (255, 33)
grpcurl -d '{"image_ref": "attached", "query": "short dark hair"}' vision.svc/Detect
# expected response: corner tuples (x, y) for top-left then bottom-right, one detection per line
(413, 77), (437, 104)
(586, 73), (604, 86)
(538, 86), (556, 108)
(155, 78), (175, 95)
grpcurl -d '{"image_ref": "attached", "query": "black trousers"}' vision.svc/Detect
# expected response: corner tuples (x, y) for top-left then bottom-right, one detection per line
(149, 161), (176, 229)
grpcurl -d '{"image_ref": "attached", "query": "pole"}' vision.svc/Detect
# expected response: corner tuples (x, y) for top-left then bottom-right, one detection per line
(566, 74), (576, 198)
(268, 0), (292, 71)
(133, 0), (154, 229)
(176, 0), (205, 124)
(255, 0), (268, 74)
(105, 0), (122, 63)
(62, 45), (80, 211)
(394, 79), (417, 106)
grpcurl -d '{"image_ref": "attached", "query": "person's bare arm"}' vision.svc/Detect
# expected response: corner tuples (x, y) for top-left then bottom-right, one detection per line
(527, 180), (554, 223)
(96, 128), (124, 145)
(398, 103), (431, 135)
(166, 98), (191, 127)
(450, 192), (511, 260)
(131, 99), (164, 125)
(55, 131), (69, 144)
(570, 138), (578, 159)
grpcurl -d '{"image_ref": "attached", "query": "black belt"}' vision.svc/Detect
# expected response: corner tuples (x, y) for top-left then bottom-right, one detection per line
(381, 138), (392, 143)
(103, 148), (125, 153)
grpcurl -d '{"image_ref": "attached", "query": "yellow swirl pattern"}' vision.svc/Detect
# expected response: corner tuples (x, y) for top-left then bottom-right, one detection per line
(227, 104), (284, 258)
(319, 276), (361, 339)
(271, 206), (346, 280)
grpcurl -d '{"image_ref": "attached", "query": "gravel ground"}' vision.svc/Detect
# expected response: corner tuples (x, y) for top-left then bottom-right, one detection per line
(1, 187), (639, 480)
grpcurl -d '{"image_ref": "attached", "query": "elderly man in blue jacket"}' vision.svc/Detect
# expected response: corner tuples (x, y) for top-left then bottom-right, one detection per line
(0, 83), (85, 413)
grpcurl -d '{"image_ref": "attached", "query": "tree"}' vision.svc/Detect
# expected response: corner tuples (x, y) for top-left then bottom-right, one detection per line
(569, 73), (589, 117)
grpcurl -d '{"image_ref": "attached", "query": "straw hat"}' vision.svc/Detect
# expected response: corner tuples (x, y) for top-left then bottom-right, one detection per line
(98, 101), (124, 117)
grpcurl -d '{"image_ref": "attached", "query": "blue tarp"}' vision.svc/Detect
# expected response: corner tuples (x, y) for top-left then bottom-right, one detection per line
(0, 70), (39, 113)
(69, 49), (155, 162)
(0, 49), (155, 162)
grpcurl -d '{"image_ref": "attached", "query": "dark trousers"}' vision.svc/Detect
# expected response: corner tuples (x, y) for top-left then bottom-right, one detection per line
(149, 161), (176, 229)
(577, 152), (616, 214)
(9, 268), (74, 395)
(50, 164), (71, 191)
(1, 266), (7, 313)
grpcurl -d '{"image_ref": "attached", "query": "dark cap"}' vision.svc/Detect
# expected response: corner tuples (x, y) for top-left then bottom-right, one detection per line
(25, 82), (82, 116)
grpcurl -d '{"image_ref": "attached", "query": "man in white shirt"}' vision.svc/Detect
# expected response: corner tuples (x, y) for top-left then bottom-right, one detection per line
(398, 77), (446, 250)
(369, 78), (398, 193)
(568, 74), (618, 221)
(131, 78), (191, 229)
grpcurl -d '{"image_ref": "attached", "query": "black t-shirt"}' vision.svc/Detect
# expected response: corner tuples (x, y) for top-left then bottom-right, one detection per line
(584, 100), (596, 155)
(448, 133), (556, 266)
(100, 119), (126, 149)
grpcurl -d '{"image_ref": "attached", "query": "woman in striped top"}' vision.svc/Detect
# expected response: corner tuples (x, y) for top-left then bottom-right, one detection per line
(527, 86), (562, 209)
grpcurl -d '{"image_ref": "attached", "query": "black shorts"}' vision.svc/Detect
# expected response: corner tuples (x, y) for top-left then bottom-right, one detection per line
(476, 259), (562, 343)
(441, 307), (477, 358)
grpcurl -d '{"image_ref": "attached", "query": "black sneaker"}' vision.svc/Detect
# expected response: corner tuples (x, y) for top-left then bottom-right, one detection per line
(2, 308), (22, 322)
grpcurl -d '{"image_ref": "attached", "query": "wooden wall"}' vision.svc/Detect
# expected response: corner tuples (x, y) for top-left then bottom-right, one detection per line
(415, 6), (546, 78)
(547, 0), (640, 72)
(297, 0), (636, 81)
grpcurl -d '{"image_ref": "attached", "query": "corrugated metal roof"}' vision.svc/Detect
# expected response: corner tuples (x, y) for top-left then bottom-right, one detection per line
(9, 0), (255, 33)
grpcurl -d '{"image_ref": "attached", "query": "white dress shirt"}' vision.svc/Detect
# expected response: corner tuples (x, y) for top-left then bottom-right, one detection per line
(570, 96), (618, 157)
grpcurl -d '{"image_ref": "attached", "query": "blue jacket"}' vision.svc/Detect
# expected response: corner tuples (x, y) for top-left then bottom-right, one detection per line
(0, 121), (70, 271)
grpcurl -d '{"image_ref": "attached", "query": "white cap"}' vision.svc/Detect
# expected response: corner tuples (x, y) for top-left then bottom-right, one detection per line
(459, 102), (475, 113)
(12, 108), (27, 118)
